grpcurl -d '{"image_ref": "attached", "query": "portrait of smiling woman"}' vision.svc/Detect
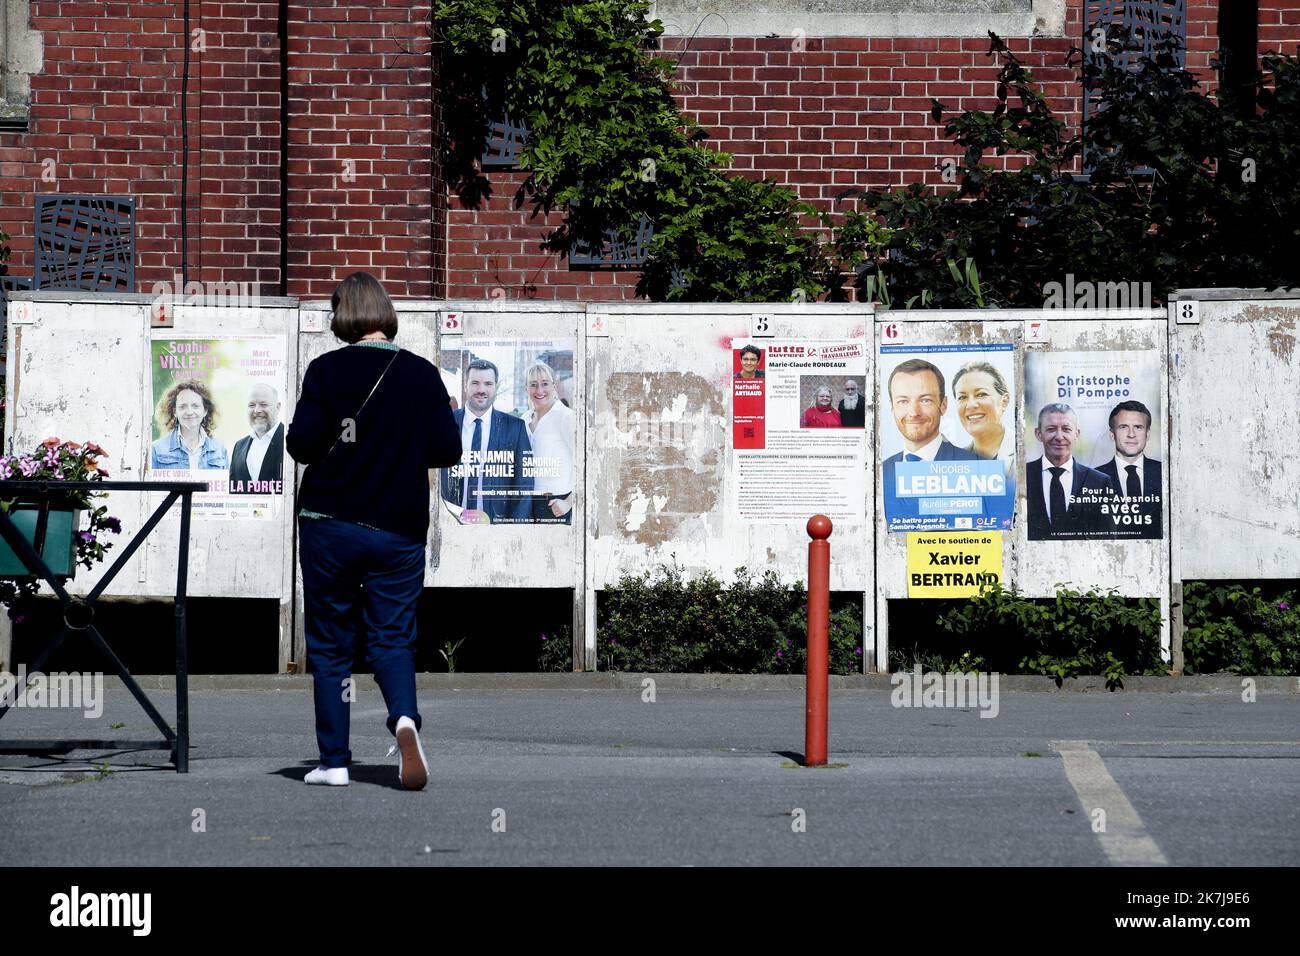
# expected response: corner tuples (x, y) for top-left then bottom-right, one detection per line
(150, 379), (230, 471)
(522, 360), (575, 523)
(952, 360), (1014, 466)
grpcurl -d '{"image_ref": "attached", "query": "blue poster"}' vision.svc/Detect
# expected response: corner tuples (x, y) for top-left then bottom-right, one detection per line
(879, 343), (1017, 532)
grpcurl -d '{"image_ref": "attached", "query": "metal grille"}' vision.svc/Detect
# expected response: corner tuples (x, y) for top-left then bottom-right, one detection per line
(1085, 0), (1187, 68)
(33, 194), (136, 292)
(480, 115), (530, 169)
(568, 213), (655, 269)
(1082, 1), (1187, 173)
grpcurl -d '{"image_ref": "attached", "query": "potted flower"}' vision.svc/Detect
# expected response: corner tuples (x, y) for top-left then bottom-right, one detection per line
(0, 438), (122, 618)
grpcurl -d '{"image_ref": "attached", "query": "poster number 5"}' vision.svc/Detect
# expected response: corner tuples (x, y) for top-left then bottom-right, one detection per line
(751, 314), (774, 338)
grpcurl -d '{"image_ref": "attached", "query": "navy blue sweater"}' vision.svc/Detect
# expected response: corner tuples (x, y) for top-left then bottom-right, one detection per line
(287, 343), (462, 543)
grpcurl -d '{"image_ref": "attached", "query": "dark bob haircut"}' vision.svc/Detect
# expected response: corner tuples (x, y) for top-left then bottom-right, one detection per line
(330, 271), (399, 344)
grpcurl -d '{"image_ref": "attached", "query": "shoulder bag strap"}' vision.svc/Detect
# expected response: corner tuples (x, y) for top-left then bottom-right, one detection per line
(322, 348), (401, 460)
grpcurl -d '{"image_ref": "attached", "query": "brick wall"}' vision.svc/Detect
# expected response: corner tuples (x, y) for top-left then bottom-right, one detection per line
(3, 2), (1299, 305)
(284, 0), (437, 300)
(444, 6), (1086, 302)
(1260, 0), (1300, 55)
(0, 1), (281, 294)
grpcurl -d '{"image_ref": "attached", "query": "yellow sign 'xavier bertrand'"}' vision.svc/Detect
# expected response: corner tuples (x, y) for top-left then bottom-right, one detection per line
(906, 532), (1003, 598)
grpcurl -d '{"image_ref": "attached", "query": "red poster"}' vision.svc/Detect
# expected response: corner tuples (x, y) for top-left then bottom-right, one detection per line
(732, 343), (766, 449)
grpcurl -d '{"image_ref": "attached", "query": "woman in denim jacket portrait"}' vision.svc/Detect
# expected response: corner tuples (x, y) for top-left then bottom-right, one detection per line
(150, 379), (230, 471)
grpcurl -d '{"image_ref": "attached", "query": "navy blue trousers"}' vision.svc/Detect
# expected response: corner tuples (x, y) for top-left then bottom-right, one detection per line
(299, 516), (424, 768)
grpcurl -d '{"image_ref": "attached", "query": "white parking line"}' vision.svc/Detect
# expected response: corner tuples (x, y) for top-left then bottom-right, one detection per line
(1051, 740), (1169, 866)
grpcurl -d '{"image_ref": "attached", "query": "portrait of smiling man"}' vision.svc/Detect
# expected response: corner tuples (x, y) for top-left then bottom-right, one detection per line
(230, 382), (285, 493)
(1026, 402), (1115, 539)
(439, 357), (534, 524)
(1096, 399), (1163, 538)
(882, 358), (976, 522)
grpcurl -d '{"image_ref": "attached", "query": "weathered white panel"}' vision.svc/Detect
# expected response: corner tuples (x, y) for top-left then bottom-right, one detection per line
(875, 318), (1021, 597)
(1171, 294), (1300, 580)
(586, 303), (873, 667)
(296, 300), (584, 591)
(1017, 317), (1168, 602)
(874, 310), (1170, 670)
(5, 292), (299, 602)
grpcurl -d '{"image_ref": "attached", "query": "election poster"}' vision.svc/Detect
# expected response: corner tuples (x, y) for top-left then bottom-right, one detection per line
(906, 531), (1003, 598)
(1023, 349), (1163, 541)
(147, 335), (288, 519)
(730, 340), (867, 523)
(879, 343), (1016, 533)
(438, 338), (576, 526)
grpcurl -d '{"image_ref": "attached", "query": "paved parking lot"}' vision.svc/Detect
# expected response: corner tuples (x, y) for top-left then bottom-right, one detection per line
(1, 683), (1296, 866)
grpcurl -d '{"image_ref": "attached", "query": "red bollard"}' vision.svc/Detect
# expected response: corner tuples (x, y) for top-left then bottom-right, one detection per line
(805, 514), (832, 767)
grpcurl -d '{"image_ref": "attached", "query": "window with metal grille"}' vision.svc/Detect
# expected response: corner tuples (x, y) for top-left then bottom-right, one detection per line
(1081, 0), (1188, 173)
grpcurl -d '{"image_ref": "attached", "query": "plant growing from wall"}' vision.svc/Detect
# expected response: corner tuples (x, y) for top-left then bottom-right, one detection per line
(834, 33), (1300, 307)
(433, 0), (842, 302)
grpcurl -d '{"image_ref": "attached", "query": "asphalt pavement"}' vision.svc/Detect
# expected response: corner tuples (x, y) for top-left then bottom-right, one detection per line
(0, 680), (1296, 866)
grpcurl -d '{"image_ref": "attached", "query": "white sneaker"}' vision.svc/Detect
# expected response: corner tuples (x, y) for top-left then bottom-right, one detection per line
(392, 716), (428, 791)
(304, 765), (349, 786)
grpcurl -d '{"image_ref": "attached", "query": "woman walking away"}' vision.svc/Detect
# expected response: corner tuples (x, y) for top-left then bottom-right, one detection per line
(287, 272), (461, 789)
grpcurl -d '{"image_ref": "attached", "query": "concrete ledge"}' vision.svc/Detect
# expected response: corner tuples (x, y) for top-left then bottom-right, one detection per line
(112, 673), (1300, 693)
(652, 0), (1067, 38)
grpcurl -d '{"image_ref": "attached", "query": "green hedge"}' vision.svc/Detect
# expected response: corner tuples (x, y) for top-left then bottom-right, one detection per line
(1182, 582), (1299, 676)
(536, 573), (1298, 679)
(538, 562), (863, 674)
(890, 584), (1165, 688)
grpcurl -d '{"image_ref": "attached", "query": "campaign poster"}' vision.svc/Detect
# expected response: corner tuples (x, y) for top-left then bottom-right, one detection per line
(438, 338), (576, 526)
(906, 531), (1003, 598)
(879, 344), (1016, 532)
(1023, 350), (1163, 541)
(730, 339), (867, 523)
(147, 335), (288, 519)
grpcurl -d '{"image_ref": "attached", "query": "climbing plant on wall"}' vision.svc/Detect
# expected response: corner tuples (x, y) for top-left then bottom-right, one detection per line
(433, 0), (843, 302)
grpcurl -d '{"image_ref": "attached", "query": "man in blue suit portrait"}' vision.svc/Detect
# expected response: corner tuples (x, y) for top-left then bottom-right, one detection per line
(439, 358), (534, 523)
(882, 358), (977, 526)
(1026, 402), (1115, 540)
(1096, 399), (1163, 539)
